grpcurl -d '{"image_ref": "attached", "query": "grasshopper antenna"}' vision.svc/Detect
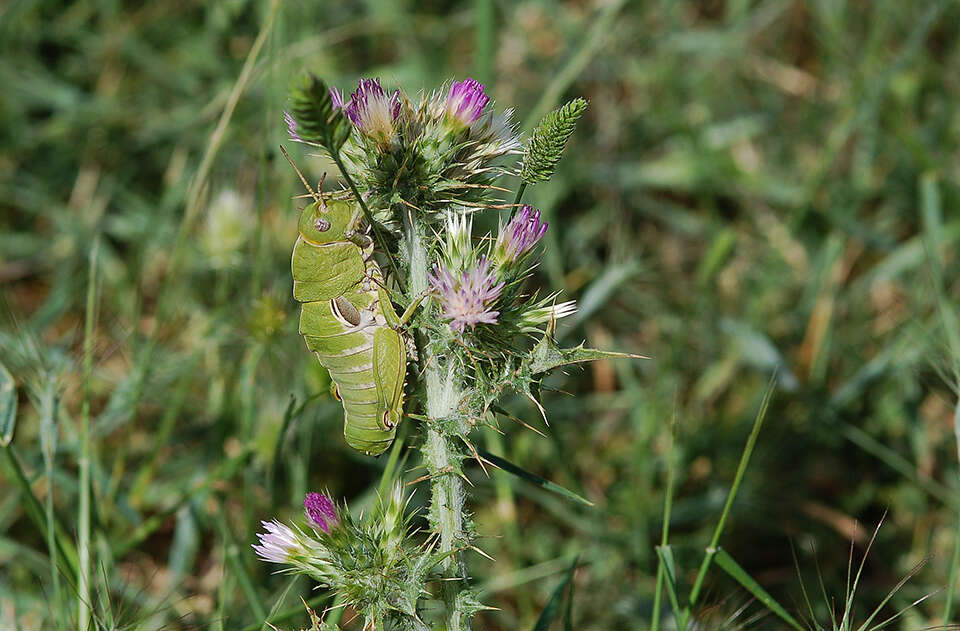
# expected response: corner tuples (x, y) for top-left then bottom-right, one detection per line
(279, 144), (321, 205)
(316, 173), (328, 211)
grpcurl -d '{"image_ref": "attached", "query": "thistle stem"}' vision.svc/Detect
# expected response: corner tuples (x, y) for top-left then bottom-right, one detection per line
(330, 150), (400, 280)
(424, 426), (469, 631)
(404, 217), (472, 631)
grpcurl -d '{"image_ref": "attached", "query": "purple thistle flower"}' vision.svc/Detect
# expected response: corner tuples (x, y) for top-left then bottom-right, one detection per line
(344, 78), (401, 139)
(304, 492), (339, 533)
(496, 205), (548, 263)
(252, 520), (298, 564)
(429, 257), (505, 333)
(445, 78), (489, 125)
(283, 110), (303, 143)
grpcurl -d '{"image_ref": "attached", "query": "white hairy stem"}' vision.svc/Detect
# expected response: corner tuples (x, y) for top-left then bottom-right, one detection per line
(404, 217), (471, 631)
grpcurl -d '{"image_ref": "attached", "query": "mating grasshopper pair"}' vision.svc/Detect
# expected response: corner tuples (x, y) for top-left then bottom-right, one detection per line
(291, 192), (419, 456)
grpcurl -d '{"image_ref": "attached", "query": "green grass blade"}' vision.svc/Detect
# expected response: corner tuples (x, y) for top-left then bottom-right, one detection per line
(813, 544), (838, 631)
(0, 444), (79, 579)
(113, 447), (253, 557)
(476, 556), (574, 597)
(655, 545), (684, 622)
(790, 542), (825, 631)
(129, 361), (198, 505)
(652, 407), (678, 631)
(920, 173), (960, 374)
(473, 0), (494, 84)
(839, 422), (958, 510)
(566, 261), (639, 331)
(919, 172), (960, 623)
(688, 373), (777, 607)
(40, 378), (61, 627)
(853, 557), (926, 631)
(259, 575), (301, 631)
(476, 447), (594, 507)
(78, 234), (98, 631)
(269, 393), (301, 506)
(531, 555), (577, 631)
(945, 509), (960, 622)
(714, 547), (805, 631)
(0, 358), (16, 446)
(215, 502), (267, 622)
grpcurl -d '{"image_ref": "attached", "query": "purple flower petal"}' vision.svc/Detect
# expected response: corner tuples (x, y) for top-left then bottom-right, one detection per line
(283, 110), (303, 143)
(304, 492), (339, 533)
(429, 257), (505, 332)
(496, 205), (548, 263)
(344, 78), (400, 138)
(446, 78), (489, 125)
(252, 520), (297, 564)
(329, 87), (344, 109)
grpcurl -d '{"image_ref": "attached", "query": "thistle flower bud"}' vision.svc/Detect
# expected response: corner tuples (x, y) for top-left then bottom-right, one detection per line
(495, 205), (548, 266)
(304, 492), (339, 533)
(344, 78), (400, 142)
(440, 213), (474, 271)
(520, 299), (578, 329)
(252, 520), (299, 564)
(445, 78), (489, 126)
(429, 257), (505, 333)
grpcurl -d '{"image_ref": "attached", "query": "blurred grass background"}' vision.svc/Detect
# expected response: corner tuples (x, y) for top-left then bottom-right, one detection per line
(2, 0), (960, 629)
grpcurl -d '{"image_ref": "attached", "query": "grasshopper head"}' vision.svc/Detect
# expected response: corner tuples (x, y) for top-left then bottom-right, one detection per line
(298, 198), (359, 244)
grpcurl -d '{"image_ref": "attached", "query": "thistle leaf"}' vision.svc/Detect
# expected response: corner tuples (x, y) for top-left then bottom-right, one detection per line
(477, 447), (594, 507)
(532, 556), (579, 631)
(520, 98), (588, 185)
(525, 332), (646, 376)
(289, 74), (351, 153)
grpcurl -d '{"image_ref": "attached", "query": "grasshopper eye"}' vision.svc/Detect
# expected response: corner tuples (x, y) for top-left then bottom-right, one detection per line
(314, 217), (331, 232)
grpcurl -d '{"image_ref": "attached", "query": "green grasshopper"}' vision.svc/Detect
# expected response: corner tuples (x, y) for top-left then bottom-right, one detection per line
(292, 189), (415, 456)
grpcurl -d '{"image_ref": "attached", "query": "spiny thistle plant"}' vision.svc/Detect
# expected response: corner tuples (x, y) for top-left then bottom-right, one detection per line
(259, 74), (636, 630)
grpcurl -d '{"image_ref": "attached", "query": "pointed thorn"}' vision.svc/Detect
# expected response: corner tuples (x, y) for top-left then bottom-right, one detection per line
(469, 545), (496, 562)
(478, 455), (500, 471)
(494, 408), (547, 437)
(524, 391), (549, 426)
(462, 438), (490, 477)
(406, 473), (433, 486)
